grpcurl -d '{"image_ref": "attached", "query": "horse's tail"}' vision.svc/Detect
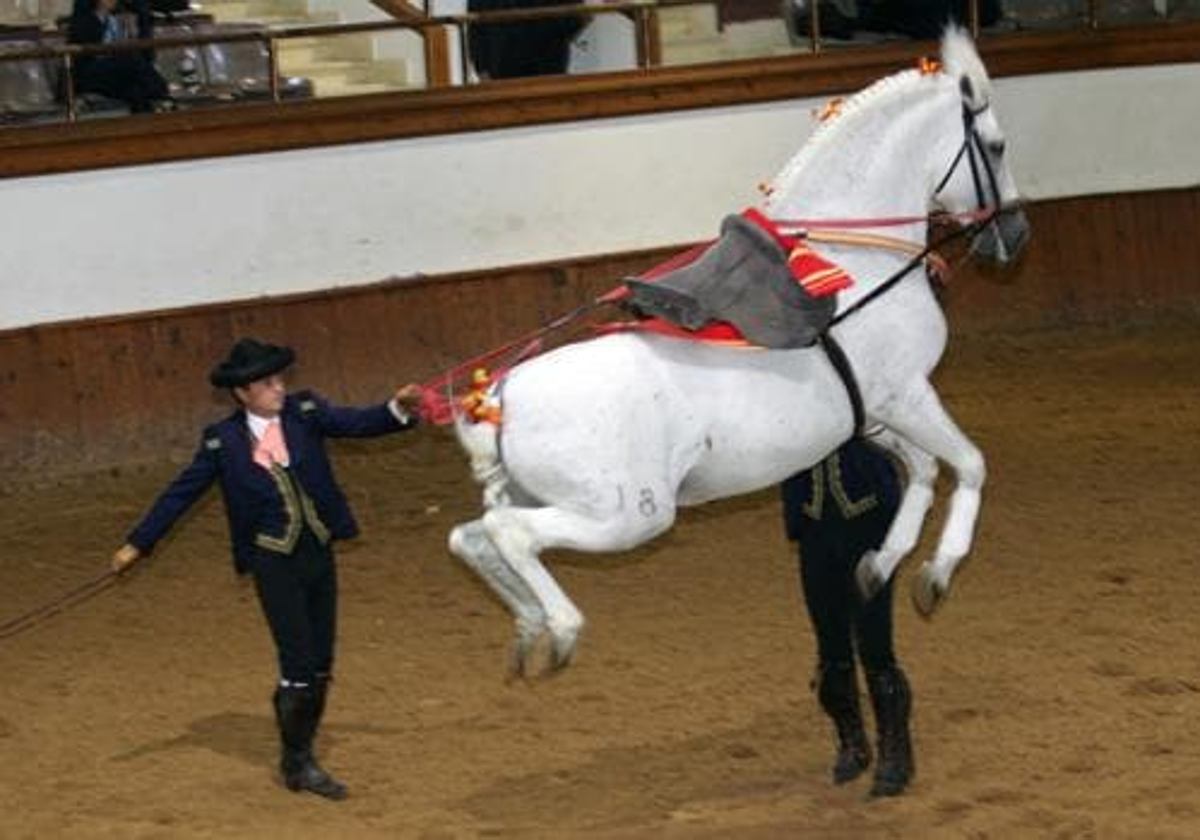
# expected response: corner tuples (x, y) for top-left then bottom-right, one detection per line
(454, 414), (510, 509)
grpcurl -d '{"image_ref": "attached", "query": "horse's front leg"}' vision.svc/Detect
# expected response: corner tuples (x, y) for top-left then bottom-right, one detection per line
(855, 428), (939, 600)
(871, 383), (986, 616)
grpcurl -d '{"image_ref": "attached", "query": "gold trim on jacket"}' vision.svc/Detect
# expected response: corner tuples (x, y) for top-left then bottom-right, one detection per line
(802, 452), (878, 521)
(254, 465), (331, 554)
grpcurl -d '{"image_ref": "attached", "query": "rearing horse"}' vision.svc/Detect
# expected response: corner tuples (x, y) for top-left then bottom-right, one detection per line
(449, 29), (1030, 675)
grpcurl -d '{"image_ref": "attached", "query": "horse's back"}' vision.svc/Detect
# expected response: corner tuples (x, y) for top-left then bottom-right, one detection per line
(498, 333), (855, 510)
(649, 337), (855, 504)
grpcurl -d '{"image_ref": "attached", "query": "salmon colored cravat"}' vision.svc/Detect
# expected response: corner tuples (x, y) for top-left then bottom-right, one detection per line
(253, 420), (290, 469)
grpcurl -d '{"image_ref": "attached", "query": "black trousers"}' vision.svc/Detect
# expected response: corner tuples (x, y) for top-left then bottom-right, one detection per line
(859, 0), (1003, 39)
(76, 56), (168, 113)
(251, 526), (338, 685)
(797, 504), (898, 673)
(467, 0), (582, 79)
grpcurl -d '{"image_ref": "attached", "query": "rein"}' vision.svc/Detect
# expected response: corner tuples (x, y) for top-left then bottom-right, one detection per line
(420, 92), (1015, 407)
(771, 206), (995, 231)
(804, 229), (951, 281)
(830, 212), (994, 327)
(0, 569), (121, 641)
(823, 94), (1015, 325)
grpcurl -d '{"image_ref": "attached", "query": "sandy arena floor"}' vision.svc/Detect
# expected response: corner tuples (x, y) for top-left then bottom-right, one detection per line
(2, 319), (1200, 839)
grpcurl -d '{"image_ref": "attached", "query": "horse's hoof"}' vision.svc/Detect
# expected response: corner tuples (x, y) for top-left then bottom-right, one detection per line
(911, 564), (947, 618)
(544, 622), (582, 674)
(547, 641), (576, 674)
(506, 643), (528, 682)
(855, 551), (886, 601)
(506, 628), (540, 682)
(447, 525), (470, 559)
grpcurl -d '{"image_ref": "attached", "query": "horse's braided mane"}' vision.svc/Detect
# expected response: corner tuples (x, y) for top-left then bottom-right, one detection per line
(768, 28), (989, 204)
(768, 69), (938, 201)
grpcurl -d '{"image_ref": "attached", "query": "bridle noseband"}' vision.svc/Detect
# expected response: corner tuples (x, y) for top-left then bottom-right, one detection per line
(933, 98), (1008, 229)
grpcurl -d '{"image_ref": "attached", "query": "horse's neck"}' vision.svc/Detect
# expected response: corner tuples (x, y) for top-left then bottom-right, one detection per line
(768, 87), (956, 314)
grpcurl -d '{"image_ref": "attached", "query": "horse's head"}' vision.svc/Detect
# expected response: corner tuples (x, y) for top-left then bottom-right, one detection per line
(934, 29), (1030, 265)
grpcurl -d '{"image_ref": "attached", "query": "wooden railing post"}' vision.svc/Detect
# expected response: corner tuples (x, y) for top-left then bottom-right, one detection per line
(808, 0), (821, 54)
(62, 53), (77, 122)
(646, 7), (662, 68)
(459, 21), (473, 82)
(373, 0), (453, 88)
(266, 35), (281, 102)
(422, 24), (453, 88)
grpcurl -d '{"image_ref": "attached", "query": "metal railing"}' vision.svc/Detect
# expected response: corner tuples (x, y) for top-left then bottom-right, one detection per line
(0, 0), (715, 122)
(0, 0), (1193, 122)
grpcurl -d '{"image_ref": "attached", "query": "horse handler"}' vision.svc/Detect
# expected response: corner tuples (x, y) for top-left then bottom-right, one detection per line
(781, 437), (915, 797)
(111, 337), (424, 800)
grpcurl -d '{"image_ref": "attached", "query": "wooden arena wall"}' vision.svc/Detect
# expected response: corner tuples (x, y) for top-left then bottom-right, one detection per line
(2, 186), (1199, 485)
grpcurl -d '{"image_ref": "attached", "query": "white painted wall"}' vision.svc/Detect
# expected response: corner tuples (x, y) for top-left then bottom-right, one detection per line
(2, 62), (1199, 330)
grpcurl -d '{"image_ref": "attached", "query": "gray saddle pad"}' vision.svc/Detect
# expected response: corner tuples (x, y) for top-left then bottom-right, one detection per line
(623, 214), (836, 349)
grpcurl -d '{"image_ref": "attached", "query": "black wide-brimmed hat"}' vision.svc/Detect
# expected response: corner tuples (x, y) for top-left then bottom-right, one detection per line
(209, 338), (295, 388)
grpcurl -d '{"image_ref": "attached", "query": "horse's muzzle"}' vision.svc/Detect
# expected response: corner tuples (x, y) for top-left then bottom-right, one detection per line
(972, 205), (1030, 265)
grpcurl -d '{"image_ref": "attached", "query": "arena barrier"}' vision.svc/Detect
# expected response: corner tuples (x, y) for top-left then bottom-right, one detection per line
(2, 187), (1198, 485)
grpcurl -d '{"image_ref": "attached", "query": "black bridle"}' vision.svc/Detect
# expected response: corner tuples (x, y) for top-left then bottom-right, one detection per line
(830, 94), (1012, 328)
(933, 98), (1005, 222)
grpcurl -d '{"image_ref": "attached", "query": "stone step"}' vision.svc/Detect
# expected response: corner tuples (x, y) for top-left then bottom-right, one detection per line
(656, 4), (719, 40)
(723, 19), (792, 50)
(196, 0), (339, 28)
(291, 57), (407, 86)
(662, 37), (805, 67)
(198, 0), (307, 18)
(183, 0), (412, 99)
(277, 32), (374, 63)
(309, 77), (398, 97)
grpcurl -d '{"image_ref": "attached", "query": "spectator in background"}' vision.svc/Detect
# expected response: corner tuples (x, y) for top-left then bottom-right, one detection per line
(68, 0), (169, 112)
(467, 0), (584, 80)
(868, 0), (1002, 38)
(786, 0), (1002, 41)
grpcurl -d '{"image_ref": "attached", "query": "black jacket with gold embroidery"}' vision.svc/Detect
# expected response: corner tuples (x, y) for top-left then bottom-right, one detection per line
(781, 438), (901, 542)
(127, 390), (414, 574)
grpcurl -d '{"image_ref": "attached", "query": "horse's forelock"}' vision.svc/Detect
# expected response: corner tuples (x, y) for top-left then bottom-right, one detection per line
(941, 26), (990, 108)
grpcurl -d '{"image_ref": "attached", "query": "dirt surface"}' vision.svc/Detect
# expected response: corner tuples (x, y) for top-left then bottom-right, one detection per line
(3, 320), (1200, 839)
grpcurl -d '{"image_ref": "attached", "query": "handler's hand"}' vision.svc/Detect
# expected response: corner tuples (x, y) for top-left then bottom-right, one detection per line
(112, 543), (142, 575)
(394, 383), (424, 416)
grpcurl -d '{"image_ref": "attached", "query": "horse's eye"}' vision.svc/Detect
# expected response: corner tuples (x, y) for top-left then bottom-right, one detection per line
(987, 140), (1006, 157)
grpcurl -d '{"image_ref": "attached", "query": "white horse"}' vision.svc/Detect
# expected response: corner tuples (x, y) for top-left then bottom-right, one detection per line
(449, 29), (1029, 675)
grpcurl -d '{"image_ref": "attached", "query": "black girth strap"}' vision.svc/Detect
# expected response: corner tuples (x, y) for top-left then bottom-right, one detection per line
(820, 333), (864, 437)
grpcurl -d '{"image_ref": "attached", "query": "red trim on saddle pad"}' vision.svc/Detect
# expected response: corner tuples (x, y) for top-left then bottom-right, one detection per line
(594, 318), (754, 347)
(600, 208), (853, 346)
(742, 207), (854, 298)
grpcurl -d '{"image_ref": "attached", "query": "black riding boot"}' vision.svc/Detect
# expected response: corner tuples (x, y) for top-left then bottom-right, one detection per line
(866, 665), (914, 797)
(816, 662), (872, 784)
(273, 685), (347, 800)
(313, 672), (332, 726)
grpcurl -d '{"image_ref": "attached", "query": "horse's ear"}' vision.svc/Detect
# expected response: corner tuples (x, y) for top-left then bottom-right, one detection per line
(959, 75), (975, 103)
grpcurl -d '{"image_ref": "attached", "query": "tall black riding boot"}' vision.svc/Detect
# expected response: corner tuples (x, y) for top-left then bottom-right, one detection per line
(866, 665), (914, 797)
(816, 662), (872, 784)
(273, 685), (348, 800)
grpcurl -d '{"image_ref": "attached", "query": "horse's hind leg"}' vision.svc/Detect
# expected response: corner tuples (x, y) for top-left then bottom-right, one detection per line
(483, 498), (676, 673)
(449, 520), (548, 677)
(855, 428), (939, 599)
(874, 382), (986, 617)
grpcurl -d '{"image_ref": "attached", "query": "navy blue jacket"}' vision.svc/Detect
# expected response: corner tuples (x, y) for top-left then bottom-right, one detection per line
(128, 390), (415, 574)
(782, 437), (902, 542)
